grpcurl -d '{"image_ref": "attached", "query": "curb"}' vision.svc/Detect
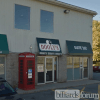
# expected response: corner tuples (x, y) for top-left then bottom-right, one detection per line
(18, 81), (100, 94)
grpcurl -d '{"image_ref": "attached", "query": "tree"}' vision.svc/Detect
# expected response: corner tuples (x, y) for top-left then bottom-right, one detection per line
(92, 20), (100, 62)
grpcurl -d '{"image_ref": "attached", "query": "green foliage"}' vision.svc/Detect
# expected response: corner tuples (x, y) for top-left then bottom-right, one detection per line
(92, 20), (100, 62)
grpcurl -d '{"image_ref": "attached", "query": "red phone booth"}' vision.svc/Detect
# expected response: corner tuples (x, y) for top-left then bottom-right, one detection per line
(18, 52), (35, 90)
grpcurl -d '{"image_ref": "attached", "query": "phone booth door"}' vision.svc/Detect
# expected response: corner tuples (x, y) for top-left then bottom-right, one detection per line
(18, 52), (35, 90)
(26, 59), (35, 90)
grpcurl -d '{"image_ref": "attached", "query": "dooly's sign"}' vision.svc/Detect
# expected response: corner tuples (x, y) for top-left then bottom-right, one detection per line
(36, 38), (62, 55)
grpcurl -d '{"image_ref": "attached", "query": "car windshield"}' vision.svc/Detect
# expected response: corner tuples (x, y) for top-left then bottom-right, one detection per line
(0, 81), (16, 96)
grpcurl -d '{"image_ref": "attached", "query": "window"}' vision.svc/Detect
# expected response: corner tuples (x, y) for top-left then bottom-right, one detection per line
(15, 4), (30, 30)
(37, 57), (45, 83)
(73, 57), (80, 68)
(67, 57), (73, 69)
(40, 10), (54, 33)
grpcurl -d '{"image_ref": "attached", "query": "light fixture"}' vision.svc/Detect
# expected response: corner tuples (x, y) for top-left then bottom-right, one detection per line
(30, 44), (33, 53)
(64, 10), (70, 14)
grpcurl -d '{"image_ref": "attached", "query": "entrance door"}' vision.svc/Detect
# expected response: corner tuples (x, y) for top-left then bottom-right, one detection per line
(0, 56), (5, 79)
(83, 57), (88, 78)
(45, 57), (54, 83)
(80, 57), (88, 79)
(80, 57), (83, 79)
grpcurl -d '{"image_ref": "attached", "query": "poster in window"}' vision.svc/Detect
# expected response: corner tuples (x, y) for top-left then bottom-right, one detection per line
(28, 69), (32, 78)
(38, 65), (44, 72)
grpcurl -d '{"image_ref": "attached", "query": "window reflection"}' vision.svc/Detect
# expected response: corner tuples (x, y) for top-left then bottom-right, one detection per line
(67, 56), (88, 80)
(46, 58), (52, 71)
(73, 57), (80, 68)
(37, 57), (44, 72)
(83, 57), (88, 68)
(67, 57), (73, 69)
(15, 4), (30, 30)
(40, 10), (54, 33)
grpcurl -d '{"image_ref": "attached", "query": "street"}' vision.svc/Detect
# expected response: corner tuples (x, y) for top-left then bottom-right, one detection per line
(93, 71), (100, 81)
(19, 83), (99, 100)
(18, 72), (100, 100)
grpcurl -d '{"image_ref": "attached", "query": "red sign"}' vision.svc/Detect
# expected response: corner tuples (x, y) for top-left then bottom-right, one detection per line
(39, 40), (60, 51)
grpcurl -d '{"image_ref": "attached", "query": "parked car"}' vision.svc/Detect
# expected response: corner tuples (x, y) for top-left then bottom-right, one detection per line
(0, 78), (25, 100)
(93, 66), (100, 72)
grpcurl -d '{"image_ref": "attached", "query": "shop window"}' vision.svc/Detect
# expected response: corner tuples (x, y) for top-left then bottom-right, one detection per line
(67, 57), (73, 69)
(67, 57), (88, 81)
(73, 57), (80, 68)
(46, 58), (52, 71)
(73, 57), (80, 80)
(40, 10), (54, 33)
(0, 57), (5, 79)
(67, 57), (73, 80)
(37, 57), (45, 83)
(15, 4), (30, 30)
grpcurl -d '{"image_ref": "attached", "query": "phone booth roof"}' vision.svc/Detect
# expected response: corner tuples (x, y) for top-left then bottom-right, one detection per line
(19, 52), (35, 58)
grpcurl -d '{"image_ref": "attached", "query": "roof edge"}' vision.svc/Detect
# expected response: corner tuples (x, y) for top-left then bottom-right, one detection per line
(35, 0), (97, 15)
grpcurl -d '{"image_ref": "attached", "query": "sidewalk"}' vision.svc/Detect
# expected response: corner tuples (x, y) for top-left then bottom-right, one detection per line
(17, 79), (100, 94)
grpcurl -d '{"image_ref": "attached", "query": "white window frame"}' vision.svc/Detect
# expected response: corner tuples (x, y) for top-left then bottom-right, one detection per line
(67, 56), (89, 81)
(37, 56), (58, 85)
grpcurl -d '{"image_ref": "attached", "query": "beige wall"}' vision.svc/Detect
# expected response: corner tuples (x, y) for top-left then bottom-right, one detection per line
(0, 0), (93, 54)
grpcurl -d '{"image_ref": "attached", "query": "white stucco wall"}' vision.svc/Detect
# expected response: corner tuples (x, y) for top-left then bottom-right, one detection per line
(0, 0), (93, 54)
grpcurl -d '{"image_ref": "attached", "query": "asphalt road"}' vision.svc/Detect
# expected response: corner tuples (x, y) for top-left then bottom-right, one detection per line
(93, 71), (100, 81)
(19, 84), (100, 100)
(18, 72), (100, 100)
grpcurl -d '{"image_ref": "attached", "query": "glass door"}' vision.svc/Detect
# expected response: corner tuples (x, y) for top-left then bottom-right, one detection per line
(80, 57), (88, 79)
(37, 57), (45, 84)
(80, 57), (83, 79)
(54, 57), (57, 82)
(45, 57), (54, 83)
(83, 57), (88, 78)
(0, 56), (5, 79)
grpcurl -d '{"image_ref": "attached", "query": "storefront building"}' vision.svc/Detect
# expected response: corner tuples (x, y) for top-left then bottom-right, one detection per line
(66, 40), (93, 81)
(0, 0), (97, 87)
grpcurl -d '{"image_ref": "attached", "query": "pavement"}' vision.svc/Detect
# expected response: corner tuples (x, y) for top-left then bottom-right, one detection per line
(19, 84), (100, 100)
(17, 79), (100, 94)
(93, 71), (100, 81)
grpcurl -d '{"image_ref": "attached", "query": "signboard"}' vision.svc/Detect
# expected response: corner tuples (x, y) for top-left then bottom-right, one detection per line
(38, 65), (44, 72)
(28, 69), (32, 79)
(36, 38), (62, 55)
(39, 40), (60, 51)
(74, 46), (87, 50)
(66, 40), (93, 55)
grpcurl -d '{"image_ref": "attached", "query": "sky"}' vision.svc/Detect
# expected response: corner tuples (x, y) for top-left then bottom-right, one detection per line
(58, 0), (100, 21)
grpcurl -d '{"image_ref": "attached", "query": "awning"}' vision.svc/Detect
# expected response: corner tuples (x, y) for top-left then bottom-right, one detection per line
(66, 40), (93, 55)
(0, 34), (9, 54)
(36, 37), (62, 55)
